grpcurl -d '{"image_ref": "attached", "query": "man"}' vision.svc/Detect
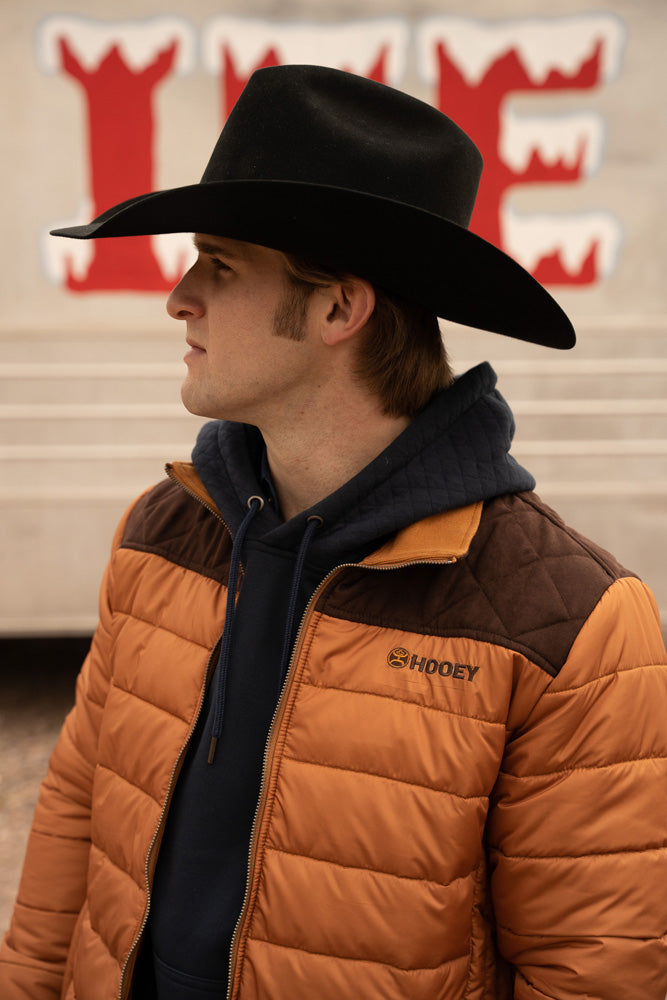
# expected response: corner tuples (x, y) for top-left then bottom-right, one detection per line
(1, 65), (666, 1000)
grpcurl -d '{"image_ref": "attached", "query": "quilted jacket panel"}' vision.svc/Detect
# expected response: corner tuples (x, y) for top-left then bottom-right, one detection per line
(1, 474), (666, 1000)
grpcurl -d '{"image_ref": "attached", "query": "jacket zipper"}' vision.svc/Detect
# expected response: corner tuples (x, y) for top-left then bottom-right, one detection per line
(225, 553), (458, 1000)
(117, 467), (234, 1000)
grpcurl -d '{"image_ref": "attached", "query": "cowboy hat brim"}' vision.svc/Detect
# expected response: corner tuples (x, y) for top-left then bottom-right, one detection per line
(51, 178), (575, 349)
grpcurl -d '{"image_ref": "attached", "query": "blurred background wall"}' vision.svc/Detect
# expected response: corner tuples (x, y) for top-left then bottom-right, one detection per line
(1, 0), (665, 927)
(1, 0), (665, 637)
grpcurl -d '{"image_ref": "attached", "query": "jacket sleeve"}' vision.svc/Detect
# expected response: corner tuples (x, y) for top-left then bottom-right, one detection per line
(487, 575), (667, 999)
(0, 508), (134, 1000)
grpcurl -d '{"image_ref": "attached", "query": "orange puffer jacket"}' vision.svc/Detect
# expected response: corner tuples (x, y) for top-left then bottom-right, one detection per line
(1, 462), (666, 1000)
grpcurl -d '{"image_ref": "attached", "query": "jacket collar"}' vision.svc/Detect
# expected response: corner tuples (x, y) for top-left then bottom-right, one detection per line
(363, 501), (483, 566)
(168, 460), (483, 567)
(167, 460), (219, 511)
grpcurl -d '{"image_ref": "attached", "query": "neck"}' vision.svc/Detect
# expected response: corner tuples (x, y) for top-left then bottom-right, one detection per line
(260, 397), (410, 522)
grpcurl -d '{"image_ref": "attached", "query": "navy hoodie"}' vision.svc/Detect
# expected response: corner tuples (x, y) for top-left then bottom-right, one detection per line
(137, 364), (534, 998)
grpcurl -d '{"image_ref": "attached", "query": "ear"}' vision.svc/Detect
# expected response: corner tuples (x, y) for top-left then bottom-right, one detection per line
(319, 278), (375, 346)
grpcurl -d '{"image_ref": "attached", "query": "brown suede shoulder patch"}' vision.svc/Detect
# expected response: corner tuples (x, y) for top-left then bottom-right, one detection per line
(318, 492), (634, 677)
(121, 477), (231, 584)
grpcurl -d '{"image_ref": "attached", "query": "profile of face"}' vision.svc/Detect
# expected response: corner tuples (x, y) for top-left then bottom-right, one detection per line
(167, 235), (321, 426)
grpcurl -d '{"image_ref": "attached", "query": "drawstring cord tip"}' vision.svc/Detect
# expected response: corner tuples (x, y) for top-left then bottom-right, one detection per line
(207, 736), (218, 765)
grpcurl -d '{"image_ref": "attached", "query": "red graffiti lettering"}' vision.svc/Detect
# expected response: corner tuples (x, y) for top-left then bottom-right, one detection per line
(434, 39), (606, 284)
(58, 36), (179, 292)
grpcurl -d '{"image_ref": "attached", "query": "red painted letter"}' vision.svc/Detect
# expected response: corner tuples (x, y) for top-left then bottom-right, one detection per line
(417, 15), (625, 284)
(38, 17), (196, 292)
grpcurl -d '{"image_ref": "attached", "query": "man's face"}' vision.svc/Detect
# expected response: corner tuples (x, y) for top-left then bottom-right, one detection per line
(168, 235), (319, 425)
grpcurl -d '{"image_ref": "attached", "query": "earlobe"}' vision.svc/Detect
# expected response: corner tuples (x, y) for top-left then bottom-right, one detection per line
(321, 279), (375, 346)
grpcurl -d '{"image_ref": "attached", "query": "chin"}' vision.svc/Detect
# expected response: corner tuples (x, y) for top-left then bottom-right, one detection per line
(181, 385), (231, 422)
(180, 383), (209, 418)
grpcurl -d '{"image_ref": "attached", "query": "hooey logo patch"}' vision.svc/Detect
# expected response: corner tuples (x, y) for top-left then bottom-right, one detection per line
(387, 647), (480, 682)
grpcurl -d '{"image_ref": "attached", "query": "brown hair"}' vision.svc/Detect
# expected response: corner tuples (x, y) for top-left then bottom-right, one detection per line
(278, 253), (453, 418)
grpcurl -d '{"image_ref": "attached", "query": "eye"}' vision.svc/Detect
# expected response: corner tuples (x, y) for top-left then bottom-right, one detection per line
(210, 256), (232, 273)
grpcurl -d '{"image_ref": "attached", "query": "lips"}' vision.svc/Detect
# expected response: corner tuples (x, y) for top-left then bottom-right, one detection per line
(186, 336), (205, 351)
(184, 337), (207, 363)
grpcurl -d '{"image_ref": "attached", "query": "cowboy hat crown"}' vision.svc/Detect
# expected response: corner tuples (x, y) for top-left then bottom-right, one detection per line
(52, 63), (575, 348)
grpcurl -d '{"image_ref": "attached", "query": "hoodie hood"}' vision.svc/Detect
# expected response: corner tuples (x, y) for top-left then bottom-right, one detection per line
(192, 362), (534, 562)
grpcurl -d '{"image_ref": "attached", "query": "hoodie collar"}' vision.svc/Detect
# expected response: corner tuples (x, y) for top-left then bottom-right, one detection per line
(186, 362), (534, 563)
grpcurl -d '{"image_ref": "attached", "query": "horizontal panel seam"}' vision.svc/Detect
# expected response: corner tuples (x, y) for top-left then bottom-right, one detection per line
(248, 934), (469, 972)
(545, 660), (667, 695)
(112, 607), (215, 650)
(14, 898), (81, 917)
(28, 827), (90, 844)
(108, 677), (192, 724)
(88, 842), (144, 893)
(492, 844), (667, 861)
(95, 761), (163, 808)
(301, 678), (505, 727)
(496, 922), (667, 944)
(500, 755), (667, 779)
(282, 754), (488, 802)
(119, 540), (228, 585)
(264, 844), (472, 889)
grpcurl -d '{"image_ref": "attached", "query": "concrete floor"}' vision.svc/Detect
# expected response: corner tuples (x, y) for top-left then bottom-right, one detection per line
(0, 637), (90, 938)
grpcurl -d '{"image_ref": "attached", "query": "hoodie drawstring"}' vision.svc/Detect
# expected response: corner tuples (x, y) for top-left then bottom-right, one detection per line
(208, 496), (263, 764)
(277, 515), (323, 694)
(207, 503), (323, 765)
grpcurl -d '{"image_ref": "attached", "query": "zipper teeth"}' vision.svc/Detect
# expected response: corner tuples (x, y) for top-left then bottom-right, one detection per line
(165, 464), (230, 528)
(118, 466), (231, 1000)
(226, 552), (457, 999)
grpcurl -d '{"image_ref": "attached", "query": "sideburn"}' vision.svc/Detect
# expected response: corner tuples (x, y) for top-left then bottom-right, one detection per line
(272, 280), (312, 341)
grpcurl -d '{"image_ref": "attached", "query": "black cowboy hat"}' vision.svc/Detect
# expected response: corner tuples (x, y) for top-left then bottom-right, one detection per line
(52, 64), (575, 348)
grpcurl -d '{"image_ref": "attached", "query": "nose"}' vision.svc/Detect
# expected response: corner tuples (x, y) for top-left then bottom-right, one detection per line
(166, 266), (204, 320)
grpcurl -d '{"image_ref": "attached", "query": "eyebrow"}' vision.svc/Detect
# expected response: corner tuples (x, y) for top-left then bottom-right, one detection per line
(192, 235), (243, 259)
